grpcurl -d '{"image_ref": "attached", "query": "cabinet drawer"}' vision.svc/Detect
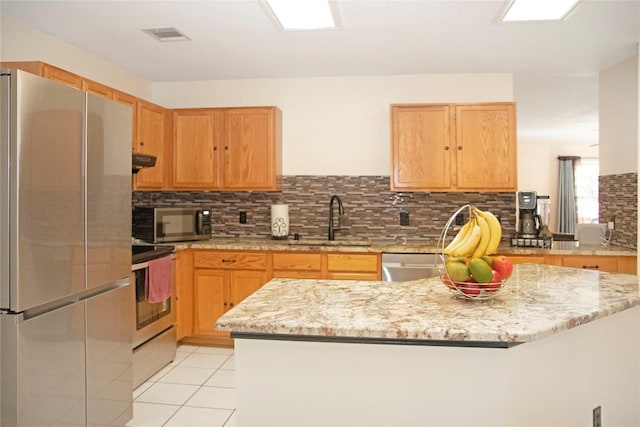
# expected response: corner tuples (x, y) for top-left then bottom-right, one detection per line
(327, 272), (380, 281)
(193, 251), (267, 270)
(272, 271), (324, 279)
(273, 252), (322, 271)
(561, 256), (618, 273)
(327, 253), (379, 273)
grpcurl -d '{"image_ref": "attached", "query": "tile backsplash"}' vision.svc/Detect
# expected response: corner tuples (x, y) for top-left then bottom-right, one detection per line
(599, 172), (637, 249)
(133, 176), (517, 243)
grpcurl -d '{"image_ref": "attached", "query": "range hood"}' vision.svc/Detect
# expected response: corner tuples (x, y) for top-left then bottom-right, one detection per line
(132, 153), (156, 173)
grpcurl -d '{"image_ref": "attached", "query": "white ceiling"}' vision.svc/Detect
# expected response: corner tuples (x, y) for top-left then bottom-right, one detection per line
(2, 0), (638, 150)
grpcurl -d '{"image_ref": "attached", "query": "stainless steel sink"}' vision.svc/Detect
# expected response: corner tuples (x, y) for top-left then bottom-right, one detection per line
(287, 239), (372, 247)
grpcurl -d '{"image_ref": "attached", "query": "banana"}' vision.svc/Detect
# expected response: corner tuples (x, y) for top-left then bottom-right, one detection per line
(451, 220), (482, 257)
(444, 219), (473, 255)
(473, 208), (502, 255)
(471, 213), (491, 258)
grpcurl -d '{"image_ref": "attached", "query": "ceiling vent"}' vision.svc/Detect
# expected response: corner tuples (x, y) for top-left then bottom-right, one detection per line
(142, 27), (190, 42)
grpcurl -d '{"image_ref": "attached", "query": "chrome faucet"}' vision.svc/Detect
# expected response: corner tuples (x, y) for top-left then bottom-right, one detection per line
(328, 195), (344, 241)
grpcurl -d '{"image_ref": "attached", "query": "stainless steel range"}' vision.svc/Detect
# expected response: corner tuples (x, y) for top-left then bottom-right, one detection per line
(131, 245), (177, 388)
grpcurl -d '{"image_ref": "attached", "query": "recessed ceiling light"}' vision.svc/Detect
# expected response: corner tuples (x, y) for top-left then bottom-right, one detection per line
(142, 27), (190, 42)
(260, 0), (340, 31)
(500, 0), (580, 22)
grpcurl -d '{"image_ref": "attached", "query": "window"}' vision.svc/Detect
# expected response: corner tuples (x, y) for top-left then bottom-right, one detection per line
(574, 158), (599, 224)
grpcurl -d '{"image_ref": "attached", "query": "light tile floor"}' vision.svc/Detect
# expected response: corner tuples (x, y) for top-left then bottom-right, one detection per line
(127, 345), (236, 427)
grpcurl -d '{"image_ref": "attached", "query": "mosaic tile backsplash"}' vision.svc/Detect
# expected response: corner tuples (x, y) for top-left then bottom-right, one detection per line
(133, 176), (517, 243)
(599, 172), (637, 250)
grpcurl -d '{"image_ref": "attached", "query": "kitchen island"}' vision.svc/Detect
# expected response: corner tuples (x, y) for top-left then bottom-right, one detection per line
(216, 263), (640, 426)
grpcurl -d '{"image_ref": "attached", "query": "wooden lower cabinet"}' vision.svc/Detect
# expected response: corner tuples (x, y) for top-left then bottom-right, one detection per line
(175, 250), (194, 341)
(186, 250), (269, 346)
(326, 253), (380, 280)
(500, 253), (637, 274)
(272, 252), (323, 279)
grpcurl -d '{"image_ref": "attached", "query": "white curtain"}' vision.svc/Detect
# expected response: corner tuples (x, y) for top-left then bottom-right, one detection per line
(557, 156), (579, 234)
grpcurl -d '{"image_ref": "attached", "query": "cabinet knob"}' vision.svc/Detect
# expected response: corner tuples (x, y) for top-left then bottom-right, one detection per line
(224, 146), (229, 151)
(213, 146), (217, 151)
(582, 265), (599, 269)
(140, 141), (144, 146)
(223, 302), (228, 306)
(222, 259), (236, 263)
(444, 146), (449, 151)
(457, 146), (462, 150)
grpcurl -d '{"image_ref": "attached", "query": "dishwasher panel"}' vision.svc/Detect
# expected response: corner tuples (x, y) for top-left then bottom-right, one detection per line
(381, 253), (440, 281)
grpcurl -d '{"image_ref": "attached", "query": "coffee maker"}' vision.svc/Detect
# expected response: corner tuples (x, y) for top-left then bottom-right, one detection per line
(517, 191), (541, 238)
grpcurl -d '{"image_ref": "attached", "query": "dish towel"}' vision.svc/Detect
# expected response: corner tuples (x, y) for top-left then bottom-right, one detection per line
(146, 255), (172, 303)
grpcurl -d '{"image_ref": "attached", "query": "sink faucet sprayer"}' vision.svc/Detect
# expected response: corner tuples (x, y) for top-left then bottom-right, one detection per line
(328, 195), (344, 241)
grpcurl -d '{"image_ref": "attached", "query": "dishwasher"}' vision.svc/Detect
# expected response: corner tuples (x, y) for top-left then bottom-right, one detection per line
(381, 253), (441, 281)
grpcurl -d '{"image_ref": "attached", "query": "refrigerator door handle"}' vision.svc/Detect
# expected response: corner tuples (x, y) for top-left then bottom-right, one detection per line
(80, 277), (130, 302)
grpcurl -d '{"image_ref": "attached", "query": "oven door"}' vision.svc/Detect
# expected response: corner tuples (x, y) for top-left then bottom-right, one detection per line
(131, 261), (176, 348)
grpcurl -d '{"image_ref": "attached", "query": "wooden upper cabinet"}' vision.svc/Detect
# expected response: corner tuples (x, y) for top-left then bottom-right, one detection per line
(172, 106), (282, 191)
(42, 64), (83, 89)
(82, 79), (113, 99)
(135, 100), (169, 189)
(223, 107), (282, 191)
(391, 105), (452, 191)
(390, 102), (517, 192)
(455, 103), (517, 191)
(173, 109), (223, 189)
(112, 90), (138, 152)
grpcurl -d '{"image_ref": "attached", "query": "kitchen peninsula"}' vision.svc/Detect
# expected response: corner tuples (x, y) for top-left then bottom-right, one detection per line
(216, 263), (640, 427)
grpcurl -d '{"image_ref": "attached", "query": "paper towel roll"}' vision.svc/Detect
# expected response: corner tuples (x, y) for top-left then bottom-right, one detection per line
(271, 204), (289, 239)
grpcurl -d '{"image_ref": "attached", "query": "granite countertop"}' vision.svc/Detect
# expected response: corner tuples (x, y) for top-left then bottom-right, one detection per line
(216, 263), (640, 346)
(172, 236), (636, 256)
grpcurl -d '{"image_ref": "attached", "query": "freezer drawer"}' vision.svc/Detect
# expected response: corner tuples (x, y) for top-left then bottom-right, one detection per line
(1, 302), (86, 426)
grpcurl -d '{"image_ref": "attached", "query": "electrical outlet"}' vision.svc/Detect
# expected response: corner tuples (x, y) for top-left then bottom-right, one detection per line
(400, 211), (410, 226)
(608, 215), (616, 230)
(593, 405), (601, 427)
(239, 211), (247, 224)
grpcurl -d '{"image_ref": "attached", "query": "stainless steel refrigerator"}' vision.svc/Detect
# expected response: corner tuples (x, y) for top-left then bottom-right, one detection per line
(0, 69), (133, 426)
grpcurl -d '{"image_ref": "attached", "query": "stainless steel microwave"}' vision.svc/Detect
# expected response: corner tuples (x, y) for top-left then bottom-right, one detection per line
(132, 207), (212, 243)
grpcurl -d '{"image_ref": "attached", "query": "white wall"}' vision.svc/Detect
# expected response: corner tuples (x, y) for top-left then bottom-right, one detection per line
(0, 15), (151, 100)
(599, 55), (639, 176)
(153, 74), (513, 176)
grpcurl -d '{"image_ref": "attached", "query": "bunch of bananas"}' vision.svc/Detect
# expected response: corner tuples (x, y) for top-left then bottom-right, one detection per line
(444, 207), (502, 258)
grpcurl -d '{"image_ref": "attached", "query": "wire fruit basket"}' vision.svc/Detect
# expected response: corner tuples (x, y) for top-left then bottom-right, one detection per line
(436, 204), (508, 300)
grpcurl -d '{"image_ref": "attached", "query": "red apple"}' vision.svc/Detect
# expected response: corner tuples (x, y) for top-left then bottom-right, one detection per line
(492, 255), (513, 280)
(482, 270), (503, 293)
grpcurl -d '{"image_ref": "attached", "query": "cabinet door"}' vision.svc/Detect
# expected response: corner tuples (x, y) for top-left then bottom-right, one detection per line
(455, 103), (516, 191)
(83, 79), (113, 99)
(193, 269), (228, 336)
(229, 270), (268, 308)
(112, 91), (138, 152)
(42, 64), (83, 89)
(390, 105), (451, 191)
(224, 107), (278, 190)
(173, 110), (222, 189)
(135, 101), (167, 189)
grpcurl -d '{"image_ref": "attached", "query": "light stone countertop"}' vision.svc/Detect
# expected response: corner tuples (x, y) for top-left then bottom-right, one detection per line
(172, 236), (636, 256)
(216, 263), (640, 346)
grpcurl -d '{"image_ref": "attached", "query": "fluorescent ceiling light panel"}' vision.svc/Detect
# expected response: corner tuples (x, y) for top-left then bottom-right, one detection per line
(263, 0), (339, 31)
(501, 0), (580, 22)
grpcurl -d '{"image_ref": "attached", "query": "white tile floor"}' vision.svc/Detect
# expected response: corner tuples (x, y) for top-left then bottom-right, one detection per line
(127, 345), (236, 427)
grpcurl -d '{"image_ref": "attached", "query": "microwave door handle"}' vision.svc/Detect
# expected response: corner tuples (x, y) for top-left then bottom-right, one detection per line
(196, 211), (203, 234)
